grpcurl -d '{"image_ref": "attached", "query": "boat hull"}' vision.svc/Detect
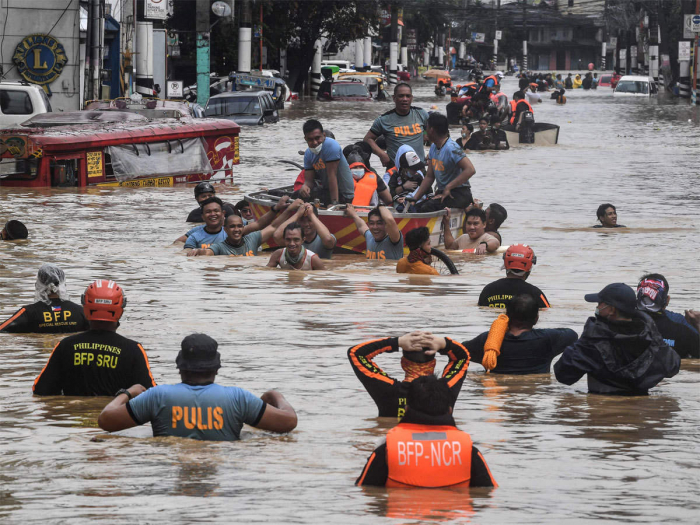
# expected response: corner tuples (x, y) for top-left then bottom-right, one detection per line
(502, 123), (560, 146)
(245, 187), (465, 254)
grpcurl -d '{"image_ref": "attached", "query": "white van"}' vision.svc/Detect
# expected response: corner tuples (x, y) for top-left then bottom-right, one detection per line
(0, 82), (53, 128)
(613, 75), (658, 97)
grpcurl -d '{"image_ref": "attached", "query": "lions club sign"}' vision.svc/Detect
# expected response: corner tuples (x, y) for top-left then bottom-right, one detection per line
(12, 34), (68, 88)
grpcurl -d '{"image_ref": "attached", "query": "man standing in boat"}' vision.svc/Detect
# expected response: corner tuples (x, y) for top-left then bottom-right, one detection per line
(296, 120), (355, 206)
(364, 83), (429, 168)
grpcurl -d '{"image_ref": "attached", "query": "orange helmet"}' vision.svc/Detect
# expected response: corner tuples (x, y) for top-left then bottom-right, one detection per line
(503, 244), (536, 273)
(81, 280), (127, 322)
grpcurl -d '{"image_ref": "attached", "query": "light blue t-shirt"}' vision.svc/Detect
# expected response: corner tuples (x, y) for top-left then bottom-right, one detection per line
(428, 138), (470, 190)
(184, 225), (227, 249)
(304, 233), (336, 259)
(209, 230), (263, 256)
(303, 137), (355, 201)
(364, 229), (404, 260)
(127, 383), (265, 441)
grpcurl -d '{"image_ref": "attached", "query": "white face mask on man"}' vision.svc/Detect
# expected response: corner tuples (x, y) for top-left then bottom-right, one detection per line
(351, 168), (365, 180)
(309, 143), (323, 155)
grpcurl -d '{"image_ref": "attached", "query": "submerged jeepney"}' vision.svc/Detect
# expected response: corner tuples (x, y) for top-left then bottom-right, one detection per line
(0, 111), (240, 188)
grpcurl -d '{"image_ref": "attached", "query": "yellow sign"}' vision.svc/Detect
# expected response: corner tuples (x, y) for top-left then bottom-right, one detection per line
(86, 151), (102, 178)
(234, 136), (240, 163)
(96, 176), (174, 188)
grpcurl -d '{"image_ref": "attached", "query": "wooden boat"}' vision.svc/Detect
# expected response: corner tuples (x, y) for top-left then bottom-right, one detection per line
(245, 186), (466, 254)
(501, 122), (560, 146)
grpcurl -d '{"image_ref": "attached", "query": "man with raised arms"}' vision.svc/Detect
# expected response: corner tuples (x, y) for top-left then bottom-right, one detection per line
(266, 222), (325, 271)
(98, 333), (297, 441)
(345, 204), (404, 260)
(273, 201), (336, 259)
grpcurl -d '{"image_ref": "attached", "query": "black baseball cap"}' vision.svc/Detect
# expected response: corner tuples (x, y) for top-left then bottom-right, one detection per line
(584, 283), (637, 315)
(3, 220), (28, 240)
(176, 333), (221, 372)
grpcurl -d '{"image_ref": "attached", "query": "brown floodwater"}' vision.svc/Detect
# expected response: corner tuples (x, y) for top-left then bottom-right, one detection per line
(1, 79), (698, 523)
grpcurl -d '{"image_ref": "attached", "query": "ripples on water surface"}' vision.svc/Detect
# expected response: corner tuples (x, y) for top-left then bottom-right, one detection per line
(0, 80), (698, 523)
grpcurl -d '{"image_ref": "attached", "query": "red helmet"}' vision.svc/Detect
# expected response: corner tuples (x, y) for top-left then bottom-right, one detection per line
(81, 280), (127, 322)
(503, 244), (536, 273)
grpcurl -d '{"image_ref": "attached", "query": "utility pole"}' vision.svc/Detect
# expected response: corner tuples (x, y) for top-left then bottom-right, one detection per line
(238, 0), (252, 73)
(522, 0), (528, 72)
(493, 0), (500, 70)
(195, 0), (210, 106)
(602, 0), (608, 70)
(693, 0), (699, 105)
(389, 3), (399, 85)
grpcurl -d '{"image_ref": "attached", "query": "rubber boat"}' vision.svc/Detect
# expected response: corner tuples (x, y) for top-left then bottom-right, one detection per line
(500, 123), (560, 146)
(245, 186), (467, 254)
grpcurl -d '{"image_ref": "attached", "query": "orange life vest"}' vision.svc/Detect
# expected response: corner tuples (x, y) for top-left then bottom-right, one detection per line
(483, 75), (499, 87)
(350, 162), (378, 206)
(510, 99), (534, 125)
(385, 423), (473, 488)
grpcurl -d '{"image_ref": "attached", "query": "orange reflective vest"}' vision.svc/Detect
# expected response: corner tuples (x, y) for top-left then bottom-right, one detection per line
(483, 75), (499, 87)
(350, 162), (378, 206)
(386, 423), (473, 488)
(510, 99), (533, 125)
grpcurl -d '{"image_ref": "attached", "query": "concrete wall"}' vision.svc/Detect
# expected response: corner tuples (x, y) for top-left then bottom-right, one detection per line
(0, 0), (82, 111)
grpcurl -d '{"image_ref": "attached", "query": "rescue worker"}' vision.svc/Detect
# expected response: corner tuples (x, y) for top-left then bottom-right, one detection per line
(510, 91), (534, 128)
(33, 279), (157, 396)
(273, 201), (337, 259)
(98, 333), (298, 440)
(347, 331), (470, 418)
(396, 227), (439, 276)
(355, 375), (497, 488)
(478, 244), (550, 309)
(176, 197), (227, 250)
(345, 204), (404, 260)
(0, 264), (89, 333)
(473, 72), (501, 103)
(266, 222), (325, 270)
(636, 274), (699, 358)
(465, 294), (578, 374)
(554, 283), (680, 395)
(186, 182), (236, 223)
(1, 219), (28, 240)
(364, 83), (429, 168)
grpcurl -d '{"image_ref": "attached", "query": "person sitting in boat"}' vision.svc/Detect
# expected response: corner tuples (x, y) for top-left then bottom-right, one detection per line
(636, 273), (699, 358)
(456, 123), (474, 150)
(0, 264), (89, 334)
(345, 204), (404, 260)
(295, 119), (355, 206)
(186, 182), (237, 223)
(293, 130), (337, 192)
(234, 200), (255, 224)
(189, 199), (293, 257)
(412, 113), (477, 213)
(593, 203), (626, 228)
(344, 144), (393, 207)
(347, 331), (470, 418)
(442, 208), (500, 254)
(484, 202), (508, 244)
(266, 222), (325, 271)
(465, 294), (577, 374)
(355, 375), (497, 488)
(478, 244), (550, 309)
(177, 197), (228, 250)
(464, 117), (494, 151)
(1, 219), (28, 241)
(473, 72), (502, 103)
(273, 201), (337, 259)
(396, 227), (439, 276)
(388, 146), (428, 213)
(490, 116), (510, 150)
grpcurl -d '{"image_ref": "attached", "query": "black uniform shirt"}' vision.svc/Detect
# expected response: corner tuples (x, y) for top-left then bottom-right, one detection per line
(33, 330), (156, 396)
(0, 299), (89, 334)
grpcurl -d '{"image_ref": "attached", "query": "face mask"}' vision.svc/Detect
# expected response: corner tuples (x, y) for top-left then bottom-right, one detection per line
(351, 168), (365, 180)
(309, 143), (323, 155)
(594, 307), (600, 316)
(461, 132), (468, 138)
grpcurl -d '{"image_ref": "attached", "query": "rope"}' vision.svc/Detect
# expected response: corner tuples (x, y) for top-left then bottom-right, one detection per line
(482, 314), (509, 372)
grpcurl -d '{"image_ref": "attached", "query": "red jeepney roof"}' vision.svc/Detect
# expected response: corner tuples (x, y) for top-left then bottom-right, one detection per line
(0, 118), (240, 154)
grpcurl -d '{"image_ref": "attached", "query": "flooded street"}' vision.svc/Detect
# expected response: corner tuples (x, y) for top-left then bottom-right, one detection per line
(1, 79), (698, 523)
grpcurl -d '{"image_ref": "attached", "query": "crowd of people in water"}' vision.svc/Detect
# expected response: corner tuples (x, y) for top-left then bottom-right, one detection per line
(1, 77), (697, 490)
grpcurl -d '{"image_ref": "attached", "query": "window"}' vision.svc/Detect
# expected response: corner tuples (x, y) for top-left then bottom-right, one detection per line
(0, 90), (34, 115)
(204, 96), (261, 117)
(0, 158), (38, 180)
(330, 83), (370, 97)
(615, 81), (649, 94)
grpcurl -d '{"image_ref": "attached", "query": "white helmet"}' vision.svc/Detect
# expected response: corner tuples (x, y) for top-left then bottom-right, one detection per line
(495, 71), (504, 79)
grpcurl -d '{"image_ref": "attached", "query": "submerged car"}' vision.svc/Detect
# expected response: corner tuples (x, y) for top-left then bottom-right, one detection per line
(317, 80), (372, 102)
(204, 91), (279, 125)
(613, 75), (658, 97)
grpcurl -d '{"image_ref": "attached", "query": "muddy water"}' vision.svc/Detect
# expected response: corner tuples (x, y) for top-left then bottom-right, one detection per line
(0, 80), (698, 523)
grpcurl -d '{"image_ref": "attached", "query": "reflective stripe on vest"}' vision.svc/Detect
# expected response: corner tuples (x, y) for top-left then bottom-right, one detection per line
(386, 423), (473, 488)
(351, 164), (378, 206)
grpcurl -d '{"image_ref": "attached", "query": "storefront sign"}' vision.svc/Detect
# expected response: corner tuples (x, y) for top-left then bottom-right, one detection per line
(679, 41), (691, 61)
(87, 152), (103, 178)
(12, 34), (68, 88)
(145, 0), (168, 20)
